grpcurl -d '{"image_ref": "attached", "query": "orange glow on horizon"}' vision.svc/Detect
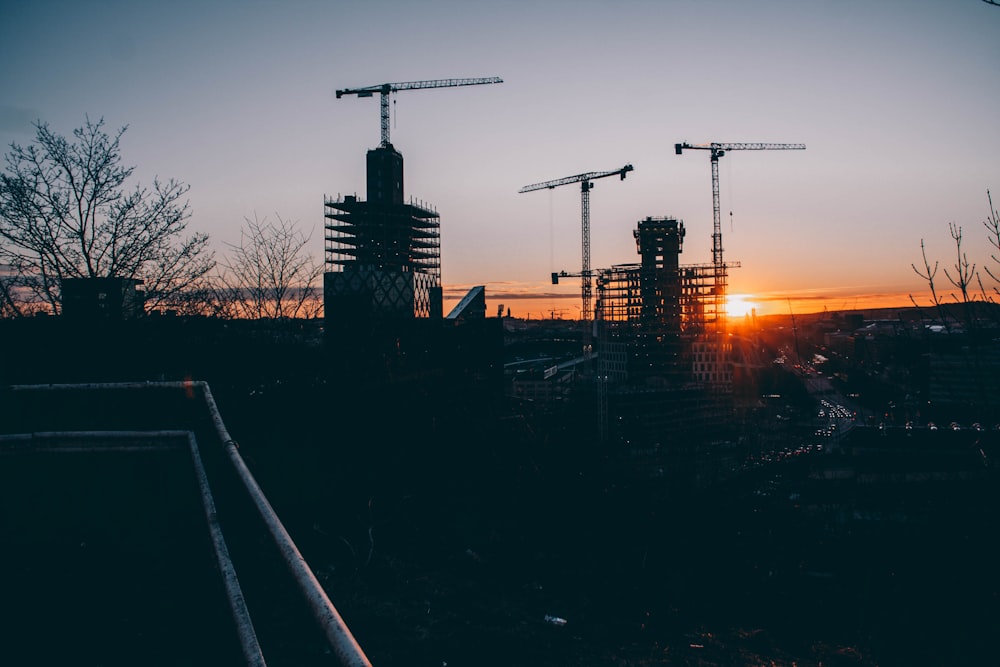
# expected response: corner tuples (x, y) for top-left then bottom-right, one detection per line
(444, 283), (933, 321)
(725, 294), (758, 318)
(749, 289), (925, 318)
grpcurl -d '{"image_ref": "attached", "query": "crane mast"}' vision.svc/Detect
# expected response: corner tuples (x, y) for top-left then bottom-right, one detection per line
(336, 77), (503, 147)
(519, 164), (634, 324)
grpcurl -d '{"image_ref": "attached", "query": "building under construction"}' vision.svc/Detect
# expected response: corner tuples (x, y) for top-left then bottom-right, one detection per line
(593, 216), (739, 481)
(596, 216), (735, 385)
(322, 143), (502, 396)
(324, 144), (443, 322)
(325, 76), (501, 328)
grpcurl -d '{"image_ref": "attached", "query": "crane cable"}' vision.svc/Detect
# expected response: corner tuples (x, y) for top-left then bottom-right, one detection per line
(727, 156), (735, 233)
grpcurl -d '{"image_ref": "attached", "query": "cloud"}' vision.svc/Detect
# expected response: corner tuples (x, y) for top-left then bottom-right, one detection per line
(749, 287), (926, 316)
(444, 282), (579, 301)
(479, 291), (579, 301)
(754, 285), (918, 304)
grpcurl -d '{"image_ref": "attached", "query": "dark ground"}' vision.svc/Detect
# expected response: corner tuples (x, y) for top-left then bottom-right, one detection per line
(229, 385), (1000, 667)
(2, 317), (999, 666)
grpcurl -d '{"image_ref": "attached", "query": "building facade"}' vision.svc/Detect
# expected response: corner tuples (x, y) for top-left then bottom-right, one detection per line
(324, 145), (443, 322)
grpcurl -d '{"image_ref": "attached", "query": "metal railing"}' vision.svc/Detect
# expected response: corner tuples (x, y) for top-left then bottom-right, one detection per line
(7, 381), (373, 667)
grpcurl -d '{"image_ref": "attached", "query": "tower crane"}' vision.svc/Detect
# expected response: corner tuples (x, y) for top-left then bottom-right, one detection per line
(674, 142), (803, 389)
(674, 142), (805, 274)
(674, 142), (804, 329)
(335, 77), (503, 147)
(519, 164), (634, 324)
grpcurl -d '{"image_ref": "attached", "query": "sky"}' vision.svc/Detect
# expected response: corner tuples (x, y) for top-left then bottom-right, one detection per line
(2, 0), (998, 318)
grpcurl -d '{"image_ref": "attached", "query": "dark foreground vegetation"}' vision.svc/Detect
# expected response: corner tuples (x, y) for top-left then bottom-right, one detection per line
(233, 390), (1000, 667)
(2, 317), (998, 666)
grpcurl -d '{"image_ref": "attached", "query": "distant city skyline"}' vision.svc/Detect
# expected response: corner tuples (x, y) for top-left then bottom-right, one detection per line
(2, 1), (998, 318)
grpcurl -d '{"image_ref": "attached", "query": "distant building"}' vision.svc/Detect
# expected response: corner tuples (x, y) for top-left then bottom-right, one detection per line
(61, 277), (144, 320)
(926, 348), (1000, 412)
(446, 285), (486, 322)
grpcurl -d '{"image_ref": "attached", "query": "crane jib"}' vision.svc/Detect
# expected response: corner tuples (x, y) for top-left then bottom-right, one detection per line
(518, 164), (633, 193)
(335, 76), (503, 147)
(335, 77), (503, 98)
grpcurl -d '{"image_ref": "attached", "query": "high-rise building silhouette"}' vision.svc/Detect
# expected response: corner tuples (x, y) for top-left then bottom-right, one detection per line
(593, 215), (734, 463)
(597, 216), (691, 384)
(324, 145), (443, 322)
(322, 144), (501, 392)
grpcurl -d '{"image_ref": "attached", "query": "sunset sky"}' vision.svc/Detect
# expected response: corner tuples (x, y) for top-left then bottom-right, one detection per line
(2, 0), (998, 318)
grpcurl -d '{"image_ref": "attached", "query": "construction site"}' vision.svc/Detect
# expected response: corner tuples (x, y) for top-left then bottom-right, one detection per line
(305, 85), (998, 667)
(5, 74), (1000, 667)
(323, 77), (806, 484)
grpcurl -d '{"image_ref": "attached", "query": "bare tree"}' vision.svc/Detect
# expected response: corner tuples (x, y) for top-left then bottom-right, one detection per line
(910, 190), (1000, 410)
(943, 223), (978, 303)
(0, 264), (25, 317)
(981, 190), (1000, 290)
(911, 192), (1000, 322)
(0, 116), (215, 315)
(216, 213), (323, 319)
(911, 237), (953, 331)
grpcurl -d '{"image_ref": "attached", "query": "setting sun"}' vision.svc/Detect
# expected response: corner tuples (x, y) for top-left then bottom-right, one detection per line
(726, 294), (758, 318)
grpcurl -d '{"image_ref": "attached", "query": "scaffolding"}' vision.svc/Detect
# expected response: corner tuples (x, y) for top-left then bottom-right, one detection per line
(324, 194), (441, 280)
(592, 216), (740, 444)
(595, 216), (732, 342)
(597, 260), (736, 386)
(323, 145), (443, 320)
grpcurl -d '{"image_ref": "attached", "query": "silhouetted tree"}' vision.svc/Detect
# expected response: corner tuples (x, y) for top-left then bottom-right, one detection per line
(981, 190), (1000, 291)
(911, 190), (999, 325)
(910, 190), (1000, 414)
(0, 264), (22, 317)
(0, 117), (215, 315)
(214, 213), (323, 319)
